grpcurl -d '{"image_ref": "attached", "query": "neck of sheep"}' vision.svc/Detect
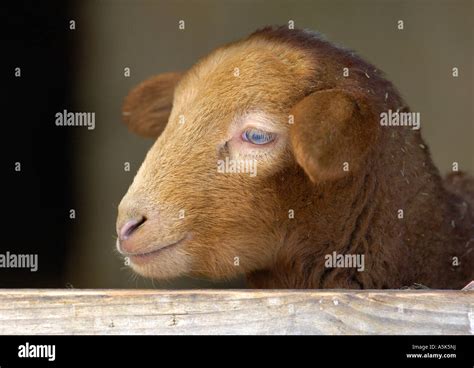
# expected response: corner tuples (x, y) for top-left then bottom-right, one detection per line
(247, 131), (472, 289)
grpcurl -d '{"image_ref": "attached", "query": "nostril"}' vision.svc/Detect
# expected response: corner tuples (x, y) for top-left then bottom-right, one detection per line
(119, 217), (146, 240)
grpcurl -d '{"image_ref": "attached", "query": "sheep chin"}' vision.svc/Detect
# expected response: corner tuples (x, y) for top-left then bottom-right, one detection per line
(127, 236), (193, 280)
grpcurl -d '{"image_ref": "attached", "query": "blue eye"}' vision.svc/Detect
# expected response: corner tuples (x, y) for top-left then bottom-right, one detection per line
(242, 129), (275, 145)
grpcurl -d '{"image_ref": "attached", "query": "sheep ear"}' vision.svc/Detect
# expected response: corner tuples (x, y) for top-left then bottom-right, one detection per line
(122, 72), (183, 138)
(290, 89), (378, 182)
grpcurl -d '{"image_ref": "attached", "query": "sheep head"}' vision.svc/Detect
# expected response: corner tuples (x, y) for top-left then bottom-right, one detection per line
(116, 27), (385, 283)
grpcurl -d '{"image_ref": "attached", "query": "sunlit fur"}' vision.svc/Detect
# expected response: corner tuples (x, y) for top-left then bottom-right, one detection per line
(118, 27), (474, 289)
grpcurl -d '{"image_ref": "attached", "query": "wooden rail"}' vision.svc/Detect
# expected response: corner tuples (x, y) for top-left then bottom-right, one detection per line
(0, 289), (472, 335)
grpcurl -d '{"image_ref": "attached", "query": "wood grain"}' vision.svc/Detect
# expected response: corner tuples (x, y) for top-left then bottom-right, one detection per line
(0, 289), (472, 335)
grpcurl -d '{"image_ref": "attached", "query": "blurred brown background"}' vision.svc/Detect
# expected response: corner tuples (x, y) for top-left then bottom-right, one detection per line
(5, 0), (471, 288)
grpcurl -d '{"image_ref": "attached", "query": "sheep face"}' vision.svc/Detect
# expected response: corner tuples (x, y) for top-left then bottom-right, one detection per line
(117, 28), (474, 289)
(116, 29), (380, 283)
(117, 38), (317, 281)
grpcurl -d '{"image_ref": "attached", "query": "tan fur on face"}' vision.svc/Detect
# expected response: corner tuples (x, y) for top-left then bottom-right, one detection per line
(119, 31), (317, 280)
(118, 27), (474, 289)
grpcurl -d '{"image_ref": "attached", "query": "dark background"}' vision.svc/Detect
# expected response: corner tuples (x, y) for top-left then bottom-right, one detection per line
(2, 0), (473, 288)
(4, 2), (77, 287)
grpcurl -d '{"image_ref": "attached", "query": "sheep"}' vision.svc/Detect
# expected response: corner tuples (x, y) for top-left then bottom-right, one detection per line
(116, 26), (474, 289)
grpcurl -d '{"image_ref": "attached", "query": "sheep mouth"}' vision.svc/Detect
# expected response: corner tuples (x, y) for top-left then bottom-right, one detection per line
(125, 236), (188, 264)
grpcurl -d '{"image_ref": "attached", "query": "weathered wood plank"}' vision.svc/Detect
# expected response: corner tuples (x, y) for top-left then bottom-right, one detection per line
(0, 289), (472, 335)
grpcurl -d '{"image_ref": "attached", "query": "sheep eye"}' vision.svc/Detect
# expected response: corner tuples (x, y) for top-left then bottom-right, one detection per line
(242, 129), (276, 145)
